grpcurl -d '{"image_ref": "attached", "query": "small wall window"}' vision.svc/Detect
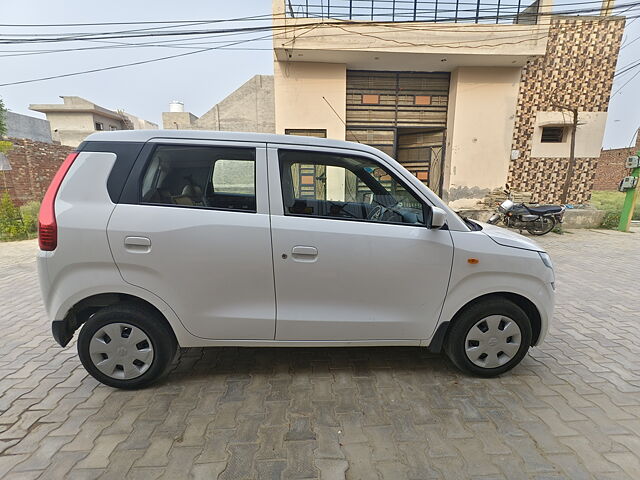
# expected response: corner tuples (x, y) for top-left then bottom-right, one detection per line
(95, 122), (104, 131)
(285, 129), (327, 138)
(541, 126), (565, 143)
(109, 125), (118, 131)
(361, 94), (380, 105)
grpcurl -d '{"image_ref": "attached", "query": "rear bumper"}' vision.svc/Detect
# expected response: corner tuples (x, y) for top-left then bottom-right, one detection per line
(52, 319), (73, 347)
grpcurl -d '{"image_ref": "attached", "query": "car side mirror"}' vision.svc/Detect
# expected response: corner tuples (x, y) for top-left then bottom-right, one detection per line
(429, 206), (447, 229)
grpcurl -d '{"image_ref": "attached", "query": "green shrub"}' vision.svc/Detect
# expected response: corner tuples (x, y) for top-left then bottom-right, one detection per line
(20, 200), (40, 234)
(0, 192), (34, 241)
(600, 211), (621, 230)
(590, 190), (640, 221)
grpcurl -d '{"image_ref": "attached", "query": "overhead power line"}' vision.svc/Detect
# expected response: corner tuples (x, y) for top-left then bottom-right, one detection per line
(0, 0), (624, 31)
(0, 14), (278, 28)
(0, 32), (275, 87)
(1, 0), (639, 45)
(1, 10), (633, 62)
(1, 3), (637, 87)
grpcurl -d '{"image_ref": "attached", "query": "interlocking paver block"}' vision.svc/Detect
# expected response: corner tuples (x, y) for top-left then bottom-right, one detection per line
(1, 230), (640, 478)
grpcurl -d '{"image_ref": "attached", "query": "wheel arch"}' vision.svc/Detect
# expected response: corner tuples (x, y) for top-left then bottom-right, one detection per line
(428, 292), (542, 353)
(53, 292), (178, 347)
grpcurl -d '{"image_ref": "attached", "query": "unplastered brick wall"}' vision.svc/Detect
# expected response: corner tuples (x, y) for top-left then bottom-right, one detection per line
(592, 131), (640, 190)
(508, 16), (625, 204)
(1, 138), (74, 205)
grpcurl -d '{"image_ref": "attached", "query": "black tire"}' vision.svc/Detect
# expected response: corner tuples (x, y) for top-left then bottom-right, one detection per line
(444, 298), (532, 377)
(77, 303), (177, 389)
(527, 216), (556, 236)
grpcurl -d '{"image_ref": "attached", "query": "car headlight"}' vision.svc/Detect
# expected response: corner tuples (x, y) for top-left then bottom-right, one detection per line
(538, 252), (553, 269)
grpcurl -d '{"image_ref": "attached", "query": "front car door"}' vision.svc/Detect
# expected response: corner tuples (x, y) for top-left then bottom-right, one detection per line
(268, 145), (454, 341)
(108, 139), (275, 340)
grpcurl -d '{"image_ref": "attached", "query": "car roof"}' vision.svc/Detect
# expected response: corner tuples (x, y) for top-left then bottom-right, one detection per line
(84, 130), (384, 156)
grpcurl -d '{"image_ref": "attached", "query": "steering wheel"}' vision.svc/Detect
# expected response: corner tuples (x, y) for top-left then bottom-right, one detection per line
(368, 204), (387, 221)
(329, 202), (358, 218)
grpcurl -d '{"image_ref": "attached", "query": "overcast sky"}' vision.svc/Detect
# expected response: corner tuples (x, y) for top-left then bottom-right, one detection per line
(1, 0), (639, 149)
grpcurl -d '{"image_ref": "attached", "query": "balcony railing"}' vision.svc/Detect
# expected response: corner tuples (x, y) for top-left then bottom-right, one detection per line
(285, 0), (541, 24)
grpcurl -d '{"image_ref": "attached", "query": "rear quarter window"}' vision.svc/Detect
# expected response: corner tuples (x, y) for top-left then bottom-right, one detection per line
(78, 141), (145, 203)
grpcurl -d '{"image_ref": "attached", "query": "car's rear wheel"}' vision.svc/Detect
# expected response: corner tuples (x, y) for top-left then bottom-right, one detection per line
(444, 298), (532, 377)
(77, 303), (177, 389)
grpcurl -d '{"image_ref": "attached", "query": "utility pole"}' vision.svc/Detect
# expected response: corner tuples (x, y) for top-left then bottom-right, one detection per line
(618, 152), (640, 232)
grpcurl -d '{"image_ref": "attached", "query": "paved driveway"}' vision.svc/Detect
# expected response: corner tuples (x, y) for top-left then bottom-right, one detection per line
(0, 229), (639, 479)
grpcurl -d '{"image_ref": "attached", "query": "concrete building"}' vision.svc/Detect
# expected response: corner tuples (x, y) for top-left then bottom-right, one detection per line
(30, 96), (158, 148)
(162, 75), (274, 132)
(5, 111), (52, 143)
(268, 0), (624, 205)
(159, 1), (623, 204)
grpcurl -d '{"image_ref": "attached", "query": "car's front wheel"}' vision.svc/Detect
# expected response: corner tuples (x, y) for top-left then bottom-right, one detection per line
(444, 298), (532, 377)
(77, 303), (177, 389)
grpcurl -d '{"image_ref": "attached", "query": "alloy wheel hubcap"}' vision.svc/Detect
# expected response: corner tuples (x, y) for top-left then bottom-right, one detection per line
(464, 315), (522, 369)
(89, 323), (154, 380)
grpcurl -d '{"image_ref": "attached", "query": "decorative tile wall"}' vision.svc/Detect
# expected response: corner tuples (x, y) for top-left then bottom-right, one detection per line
(508, 17), (625, 204)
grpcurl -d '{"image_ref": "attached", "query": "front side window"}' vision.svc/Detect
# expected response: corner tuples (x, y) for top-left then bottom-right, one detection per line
(140, 145), (256, 212)
(278, 150), (425, 226)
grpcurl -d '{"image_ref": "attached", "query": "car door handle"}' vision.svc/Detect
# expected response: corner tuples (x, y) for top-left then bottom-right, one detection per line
(124, 236), (151, 253)
(125, 236), (151, 246)
(292, 246), (317, 256)
(291, 246), (318, 262)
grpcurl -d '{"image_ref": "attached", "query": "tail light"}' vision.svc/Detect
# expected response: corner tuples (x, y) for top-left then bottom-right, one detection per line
(38, 152), (79, 251)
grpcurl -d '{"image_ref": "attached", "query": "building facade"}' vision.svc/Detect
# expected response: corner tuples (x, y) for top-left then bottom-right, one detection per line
(30, 96), (157, 148)
(162, 75), (274, 132)
(5, 111), (52, 143)
(508, 17), (625, 203)
(270, 0), (624, 205)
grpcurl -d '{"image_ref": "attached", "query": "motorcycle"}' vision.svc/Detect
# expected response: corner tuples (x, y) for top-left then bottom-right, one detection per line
(487, 185), (565, 236)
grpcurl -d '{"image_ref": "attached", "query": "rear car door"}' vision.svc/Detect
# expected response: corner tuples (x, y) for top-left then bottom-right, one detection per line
(107, 139), (275, 340)
(268, 145), (454, 341)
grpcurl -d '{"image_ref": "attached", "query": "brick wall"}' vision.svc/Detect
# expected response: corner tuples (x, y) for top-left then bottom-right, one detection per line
(0, 138), (74, 205)
(508, 17), (625, 204)
(592, 131), (640, 190)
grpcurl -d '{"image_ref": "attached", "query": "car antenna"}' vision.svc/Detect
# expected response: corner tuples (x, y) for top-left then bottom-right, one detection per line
(322, 96), (362, 144)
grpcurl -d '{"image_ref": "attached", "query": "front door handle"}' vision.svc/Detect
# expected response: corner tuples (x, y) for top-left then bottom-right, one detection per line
(124, 236), (151, 253)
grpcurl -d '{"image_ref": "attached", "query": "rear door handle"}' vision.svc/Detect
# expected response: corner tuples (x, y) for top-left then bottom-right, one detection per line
(124, 236), (151, 253)
(292, 246), (318, 256)
(291, 245), (318, 262)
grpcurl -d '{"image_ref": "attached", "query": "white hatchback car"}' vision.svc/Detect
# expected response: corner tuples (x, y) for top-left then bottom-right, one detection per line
(37, 131), (554, 389)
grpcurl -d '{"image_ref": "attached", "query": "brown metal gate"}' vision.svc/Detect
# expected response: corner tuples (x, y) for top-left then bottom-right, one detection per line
(345, 71), (449, 195)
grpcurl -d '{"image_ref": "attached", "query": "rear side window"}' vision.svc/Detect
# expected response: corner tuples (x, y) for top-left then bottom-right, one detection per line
(140, 145), (256, 212)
